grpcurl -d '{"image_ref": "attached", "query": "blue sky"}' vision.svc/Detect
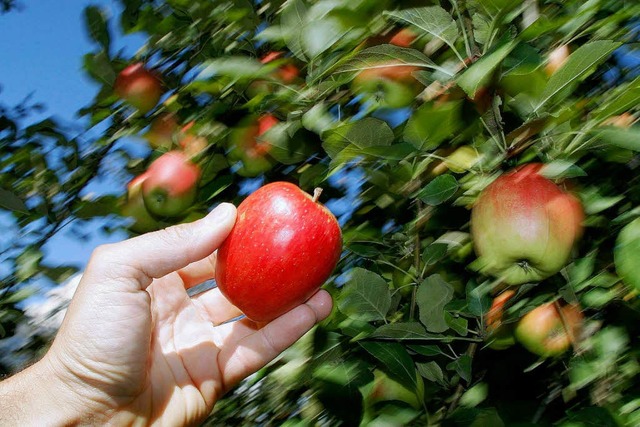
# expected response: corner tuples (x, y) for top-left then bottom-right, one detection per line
(1, 2), (145, 271)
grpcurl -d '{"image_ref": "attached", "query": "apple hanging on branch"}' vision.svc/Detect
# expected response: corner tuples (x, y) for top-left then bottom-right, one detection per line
(471, 163), (584, 285)
(120, 173), (165, 233)
(142, 151), (201, 217)
(114, 63), (163, 114)
(215, 182), (343, 322)
(227, 114), (280, 177)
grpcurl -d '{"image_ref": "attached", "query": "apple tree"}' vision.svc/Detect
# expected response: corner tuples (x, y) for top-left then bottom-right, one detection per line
(3, 0), (640, 425)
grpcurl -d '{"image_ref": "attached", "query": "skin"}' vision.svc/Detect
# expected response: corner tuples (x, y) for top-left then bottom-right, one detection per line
(142, 151), (201, 217)
(471, 163), (584, 285)
(515, 303), (583, 357)
(0, 204), (333, 425)
(114, 63), (163, 114)
(216, 182), (342, 322)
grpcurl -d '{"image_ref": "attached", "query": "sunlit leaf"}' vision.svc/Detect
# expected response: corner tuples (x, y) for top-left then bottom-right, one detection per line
(384, 7), (458, 54)
(338, 267), (391, 322)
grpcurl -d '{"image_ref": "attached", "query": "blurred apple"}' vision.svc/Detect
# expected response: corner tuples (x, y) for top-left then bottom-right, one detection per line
(352, 64), (421, 108)
(545, 45), (570, 76)
(121, 173), (164, 233)
(114, 63), (163, 113)
(485, 290), (516, 350)
(144, 113), (178, 150)
(515, 302), (583, 357)
(227, 114), (279, 177)
(178, 122), (208, 158)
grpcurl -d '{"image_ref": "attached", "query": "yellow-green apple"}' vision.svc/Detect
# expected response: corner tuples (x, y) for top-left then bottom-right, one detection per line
(614, 217), (640, 292)
(227, 114), (279, 177)
(215, 182), (342, 322)
(120, 173), (163, 233)
(114, 63), (163, 114)
(515, 302), (583, 357)
(144, 113), (178, 149)
(142, 151), (200, 217)
(351, 63), (421, 108)
(471, 163), (584, 285)
(485, 290), (516, 350)
(545, 45), (570, 76)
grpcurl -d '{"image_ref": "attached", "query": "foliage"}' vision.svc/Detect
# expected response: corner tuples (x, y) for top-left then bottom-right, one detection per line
(3, 0), (640, 425)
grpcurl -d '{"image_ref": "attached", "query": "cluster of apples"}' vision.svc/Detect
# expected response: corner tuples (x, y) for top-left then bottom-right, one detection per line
(471, 164), (585, 357)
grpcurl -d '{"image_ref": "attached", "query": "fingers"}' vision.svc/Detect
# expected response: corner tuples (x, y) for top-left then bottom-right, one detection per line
(217, 290), (333, 392)
(83, 203), (236, 291)
(178, 252), (217, 290)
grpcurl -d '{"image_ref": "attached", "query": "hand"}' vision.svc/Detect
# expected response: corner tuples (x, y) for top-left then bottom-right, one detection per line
(1, 203), (332, 426)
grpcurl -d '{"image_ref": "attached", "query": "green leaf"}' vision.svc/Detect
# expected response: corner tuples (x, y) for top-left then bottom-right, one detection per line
(359, 341), (419, 393)
(368, 322), (443, 340)
(322, 117), (394, 159)
(281, 0), (308, 61)
(74, 196), (118, 219)
(416, 361), (446, 384)
(335, 44), (443, 74)
(418, 174), (459, 206)
(449, 354), (472, 382)
(0, 188), (28, 213)
(198, 57), (265, 80)
(594, 76), (640, 119)
(445, 313), (469, 336)
(593, 127), (640, 152)
(422, 243), (448, 265)
(313, 358), (373, 388)
(403, 100), (463, 150)
(16, 247), (43, 282)
(457, 40), (517, 98)
(534, 40), (621, 113)
(417, 274), (454, 333)
(384, 7), (458, 53)
(84, 6), (110, 51)
(615, 218), (640, 292)
(338, 267), (391, 322)
(460, 382), (489, 408)
(302, 15), (344, 58)
(83, 51), (116, 86)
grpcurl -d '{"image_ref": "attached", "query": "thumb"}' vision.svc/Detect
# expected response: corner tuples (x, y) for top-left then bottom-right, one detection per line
(83, 203), (236, 290)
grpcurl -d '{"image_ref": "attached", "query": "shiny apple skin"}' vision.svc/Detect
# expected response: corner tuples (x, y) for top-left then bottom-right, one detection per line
(471, 163), (584, 285)
(114, 63), (163, 114)
(215, 182), (342, 322)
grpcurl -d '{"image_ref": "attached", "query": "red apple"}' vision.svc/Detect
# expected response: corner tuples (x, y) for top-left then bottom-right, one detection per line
(144, 113), (178, 149)
(471, 163), (584, 285)
(120, 173), (165, 233)
(351, 63), (421, 108)
(485, 290), (516, 350)
(515, 302), (583, 357)
(215, 182), (342, 322)
(142, 151), (200, 217)
(260, 51), (301, 83)
(227, 114), (279, 177)
(114, 63), (163, 113)
(388, 28), (417, 48)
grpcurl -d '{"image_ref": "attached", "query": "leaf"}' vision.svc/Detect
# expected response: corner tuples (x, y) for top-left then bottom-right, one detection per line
(281, 0), (308, 61)
(313, 358), (373, 388)
(417, 361), (446, 385)
(83, 51), (116, 86)
(422, 243), (448, 265)
(16, 247), (43, 282)
(534, 40), (621, 112)
(338, 267), (391, 322)
(457, 40), (517, 98)
(417, 274), (454, 333)
(0, 188), (28, 213)
(593, 127), (640, 152)
(403, 101), (463, 150)
(384, 7), (458, 52)
(198, 57), (265, 80)
(418, 174), (459, 205)
(322, 118), (394, 159)
(84, 6), (110, 51)
(335, 44), (442, 74)
(445, 313), (469, 336)
(615, 218), (640, 292)
(594, 76), (640, 119)
(359, 341), (419, 393)
(368, 322), (443, 340)
(449, 354), (473, 382)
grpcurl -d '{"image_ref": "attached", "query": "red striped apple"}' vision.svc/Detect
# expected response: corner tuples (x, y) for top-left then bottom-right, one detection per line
(471, 163), (584, 285)
(114, 63), (163, 114)
(142, 151), (200, 217)
(215, 182), (342, 322)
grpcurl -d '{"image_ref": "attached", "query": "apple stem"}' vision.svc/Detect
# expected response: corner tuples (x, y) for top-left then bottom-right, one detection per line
(312, 187), (323, 203)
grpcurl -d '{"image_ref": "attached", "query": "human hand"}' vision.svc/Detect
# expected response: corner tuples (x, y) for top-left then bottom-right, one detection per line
(2, 203), (332, 426)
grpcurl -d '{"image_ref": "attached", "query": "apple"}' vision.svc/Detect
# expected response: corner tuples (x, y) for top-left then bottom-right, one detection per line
(471, 163), (584, 285)
(614, 217), (640, 292)
(515, 302), (583, 357)
(178, 122), (208, 158)
(602, 112), (635, 128)
(351, 63), (421, 108)
(120, 173), (164, 233)
(114, 63), (163, 114)
(215, 182), (342, 322)
(485, 290), (516, 350)
(144, 113), (178, 150)
(260, 51), (301, 83)
(388, 28), (417, 48)
(142, 151), (200, 217)
(227, 114), (279, 177)
(545, 45), (570, 76)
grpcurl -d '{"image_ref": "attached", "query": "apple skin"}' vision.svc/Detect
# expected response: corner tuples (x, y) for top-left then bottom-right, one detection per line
(114, 63), (163, 114)
(485, 290), (516, 350)
(142, 151), (200, 217)
(351, 64), (421, 108)
(471, 163), (584, 285)
(260, 51), (301, 83)
(515, 302), (583, 358)
(121, 173), (164, 233)
(388, 28), (417, 48)
(545, 45), (570, 76)
(145, 113), (178, 149)
(227, 114), (279, 177)
(215, 182), (342, 322)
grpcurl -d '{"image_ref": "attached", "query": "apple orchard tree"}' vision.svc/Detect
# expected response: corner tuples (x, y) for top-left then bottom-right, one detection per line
(3, 0), (640, 425)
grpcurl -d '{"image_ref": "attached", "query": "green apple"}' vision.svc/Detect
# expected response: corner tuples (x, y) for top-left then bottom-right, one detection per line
(471, 163), (584, 285)
(120, 174), (164, 233)
(515, 302), (583, 357)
